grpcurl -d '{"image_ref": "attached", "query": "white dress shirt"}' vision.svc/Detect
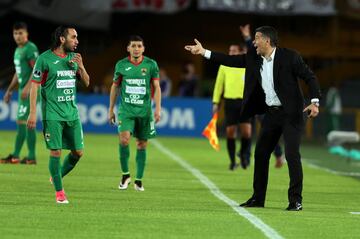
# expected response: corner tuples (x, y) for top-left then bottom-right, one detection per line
(260, 48), (282, 106)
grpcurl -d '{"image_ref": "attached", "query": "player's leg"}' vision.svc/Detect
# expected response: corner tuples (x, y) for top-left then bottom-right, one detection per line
(61, 120), (84, 177)
(134, 139), (147, 191)
(118, 116), (134, 190)
(44, 120), (68, 203)
(22, 98), (36, 164)
(224, 99), (238, 170)
(132, 116), (156, 191)
(239, 121), (252, 169)
(273, 143), (284, 168)
(0, 120), (26, 164)
(12, 99), (30, 162)
(225, 125), (237, 170)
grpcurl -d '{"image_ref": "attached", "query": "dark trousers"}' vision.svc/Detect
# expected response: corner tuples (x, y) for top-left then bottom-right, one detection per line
(252, 106), (303, 204)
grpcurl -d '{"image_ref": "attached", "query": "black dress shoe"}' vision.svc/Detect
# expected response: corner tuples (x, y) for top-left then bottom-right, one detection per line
(239, 198), (264, 208)
(286, 202), (302, 211)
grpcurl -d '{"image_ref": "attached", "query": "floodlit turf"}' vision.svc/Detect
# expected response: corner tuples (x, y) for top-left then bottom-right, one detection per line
(1, 130), (360, 238)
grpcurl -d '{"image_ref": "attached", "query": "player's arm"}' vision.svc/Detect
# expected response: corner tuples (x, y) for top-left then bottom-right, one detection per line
(27, 81), (39, 129)
(152, 79), (161, 123)
(108, 83), (119, 125)
(21, 59), (36, 100)
(72, 53), (90, 87)
(3, 73), (19, 103)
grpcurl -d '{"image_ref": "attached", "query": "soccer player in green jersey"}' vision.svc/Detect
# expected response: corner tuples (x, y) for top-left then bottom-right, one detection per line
(108, 35), (161, 191)
(1, 22), (39, 165)
(27, 26), (90, 203)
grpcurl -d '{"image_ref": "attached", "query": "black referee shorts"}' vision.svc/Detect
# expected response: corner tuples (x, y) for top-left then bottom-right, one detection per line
(224, 98), (251, 126)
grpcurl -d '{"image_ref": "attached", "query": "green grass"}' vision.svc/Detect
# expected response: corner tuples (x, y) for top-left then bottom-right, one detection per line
(1, 130), (360, 238)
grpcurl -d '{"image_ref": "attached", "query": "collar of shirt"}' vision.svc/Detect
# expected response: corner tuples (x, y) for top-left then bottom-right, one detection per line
(261, 47), (276, 62)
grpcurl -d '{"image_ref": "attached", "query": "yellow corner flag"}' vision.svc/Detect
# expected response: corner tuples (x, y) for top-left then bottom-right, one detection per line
(202, 113), (220, 151)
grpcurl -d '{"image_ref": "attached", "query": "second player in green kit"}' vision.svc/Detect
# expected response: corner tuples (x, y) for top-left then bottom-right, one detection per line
(109, 35), (161, 191)
(1, 22), (39, 164)
(27, 26), (90, 203)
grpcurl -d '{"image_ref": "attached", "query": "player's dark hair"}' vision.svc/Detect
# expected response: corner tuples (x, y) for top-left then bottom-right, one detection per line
(255, 26), (278, 47)
(13, 22), (28, 31)
(50, 26), (73, 50)
(128, 35), (144, 46)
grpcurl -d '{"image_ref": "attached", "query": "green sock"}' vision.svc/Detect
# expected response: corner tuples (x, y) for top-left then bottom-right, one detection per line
(12, 124), (27, 158)
(119, 144), (130, 174)
(136, 149), (146, 180)
(61, 153), (80, 177)
(26, 128), (36, 160)
(49, 156), (62, 191)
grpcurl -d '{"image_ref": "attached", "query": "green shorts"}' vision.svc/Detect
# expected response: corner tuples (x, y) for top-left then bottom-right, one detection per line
(43, 119), (84, 150)
(17, 98), (30, 121)
(118, 114), (156, 140)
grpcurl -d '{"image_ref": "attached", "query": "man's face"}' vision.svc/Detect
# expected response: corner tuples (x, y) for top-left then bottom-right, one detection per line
(127, 41), (144, 59)
(62, 28), (78, 52)
(13, 28), (28, 46)
(253, 32), (270, 56)
(229, 45), (241, 56)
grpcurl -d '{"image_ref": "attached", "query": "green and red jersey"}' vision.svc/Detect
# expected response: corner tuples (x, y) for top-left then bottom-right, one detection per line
(32, 49), (80, 121)
(14, 41), (38, 89)
(113, 56), (159, 118)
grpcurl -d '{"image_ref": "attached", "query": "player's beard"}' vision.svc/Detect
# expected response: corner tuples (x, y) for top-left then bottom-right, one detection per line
(63, 42), (75, 53)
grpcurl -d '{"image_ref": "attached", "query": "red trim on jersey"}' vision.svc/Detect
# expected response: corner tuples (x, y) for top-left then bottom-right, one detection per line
(52, 51), (67, 58)
(28, 60), (36, 68)
(114, 76), (123, 86)
(151, 77), (159, 81)
(40, 71), (49, 85)
(31, 79), (41, 84)
(128, 55), (144, 66)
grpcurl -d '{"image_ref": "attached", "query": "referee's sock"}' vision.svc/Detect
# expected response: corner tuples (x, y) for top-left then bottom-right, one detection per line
(240, 137), (252, 162)
(226, 138), (236, 164)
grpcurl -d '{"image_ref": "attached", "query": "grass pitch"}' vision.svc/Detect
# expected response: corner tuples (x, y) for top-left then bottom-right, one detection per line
(1, 130), (360, 238)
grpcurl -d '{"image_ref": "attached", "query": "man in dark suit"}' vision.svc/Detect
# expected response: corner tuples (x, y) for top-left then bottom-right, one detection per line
(185, 26), (321, 211)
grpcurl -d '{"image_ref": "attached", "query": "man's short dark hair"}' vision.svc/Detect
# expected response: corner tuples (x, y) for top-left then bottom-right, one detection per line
(51, 26), (74, 50)
(255, 26), (278, 47)
(13, 22), (28, 31)
(128, 35), (144, 46)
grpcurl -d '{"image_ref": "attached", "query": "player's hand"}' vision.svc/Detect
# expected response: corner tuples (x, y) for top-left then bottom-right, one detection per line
(27, 113), (36, 129)
(21, 87), (30, 100)
(239, 24), (251, 39)
(3, 91), (12, 103)
(184, 39), (206, 55)
(108, 110), (116, 125)
(212, 104), (219, 114)
(70, 53), (84, 69)
(154, 108), (161, 123)
(303, 103), (319, 118)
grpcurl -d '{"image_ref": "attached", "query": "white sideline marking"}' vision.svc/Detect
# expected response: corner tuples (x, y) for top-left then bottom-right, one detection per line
(350, 212), (360, 215)
(152, 140), (283, 239)
(305, 160), (360, 177)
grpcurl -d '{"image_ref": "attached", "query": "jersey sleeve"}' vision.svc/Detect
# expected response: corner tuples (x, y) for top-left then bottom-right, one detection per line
(26, 44), (39, 63)
(151, 61), (160, 80)
(113, 62), (122, 85)
(212, 65), (225, 104)
(32, 56), (47, 84)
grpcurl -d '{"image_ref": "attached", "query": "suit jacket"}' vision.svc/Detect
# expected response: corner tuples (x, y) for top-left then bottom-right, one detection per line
(210, 47), (321, 126)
